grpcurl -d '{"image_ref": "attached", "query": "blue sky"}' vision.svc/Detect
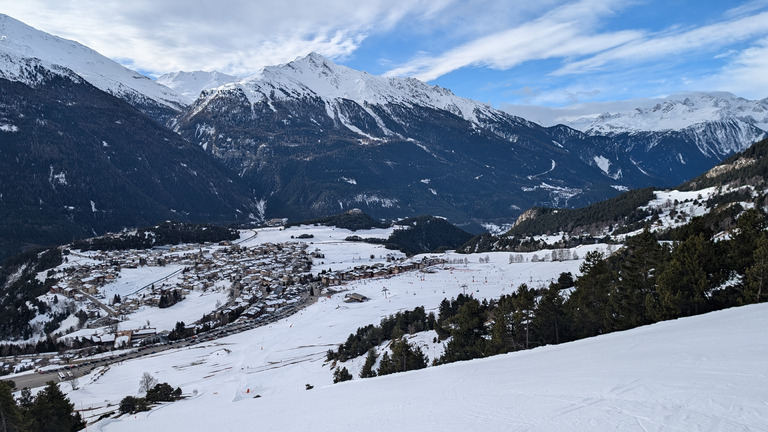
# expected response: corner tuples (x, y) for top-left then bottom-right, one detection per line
(3, 0), (768, 111)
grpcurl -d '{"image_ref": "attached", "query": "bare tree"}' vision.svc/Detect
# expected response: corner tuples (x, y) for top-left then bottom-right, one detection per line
(139, 372), (158, 394)
(66, 373), (79, 391)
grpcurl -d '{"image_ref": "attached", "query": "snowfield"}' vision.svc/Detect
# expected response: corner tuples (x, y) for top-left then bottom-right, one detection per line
(33, 225), (763, 431)
(85, 300), (768, 432)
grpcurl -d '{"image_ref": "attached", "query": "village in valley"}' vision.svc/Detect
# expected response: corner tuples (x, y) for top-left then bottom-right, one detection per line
(2, 225), (449, 377)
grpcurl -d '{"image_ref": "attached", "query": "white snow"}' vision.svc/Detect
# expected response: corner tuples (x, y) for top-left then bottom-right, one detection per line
(197, 53), (495, 129)
(564, 92), (768, 136)
(114, 290), (229, 334)
(593, 155), (611, 174)
(72, 255), (767, 431)
(7, 224), (764, 431)
(0, 14), (187, 111)
(156, 70), (239, 103)
(99, 265), (185, 300)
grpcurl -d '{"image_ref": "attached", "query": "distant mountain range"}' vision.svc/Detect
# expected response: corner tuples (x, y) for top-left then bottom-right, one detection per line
(172, 52), (765, 225)
(1, 13), (766, 259)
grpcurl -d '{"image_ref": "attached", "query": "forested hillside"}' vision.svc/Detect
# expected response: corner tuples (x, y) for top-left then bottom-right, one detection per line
(461, 137), (768, 254)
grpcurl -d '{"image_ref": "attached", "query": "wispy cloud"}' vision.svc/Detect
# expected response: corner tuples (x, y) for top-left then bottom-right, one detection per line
(2, 0), (453, 76)
(3, 0), (767, 105)
(385, 0), (639, 81)
(555, 11), (768, 75)
(697, 37), (768, 99)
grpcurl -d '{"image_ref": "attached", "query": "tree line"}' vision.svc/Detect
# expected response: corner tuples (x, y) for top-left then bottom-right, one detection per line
(329, 207), (767, 379)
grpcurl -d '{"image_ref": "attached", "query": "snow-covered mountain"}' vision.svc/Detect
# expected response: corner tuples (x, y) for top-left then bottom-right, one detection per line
(2, 12), (765, 235)
(209, 52), (501, 126)
(0, 22), (260, 259)
(156, 70), (239, 103)
(566, 92), (768, 133)
(175, 53), (638, 226)
(175, 53), (767, 226)
(563, 92), (768, 158)
(0, 14), (188, 123)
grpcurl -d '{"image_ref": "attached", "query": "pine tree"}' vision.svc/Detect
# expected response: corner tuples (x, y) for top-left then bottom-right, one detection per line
(359, 348), (378, 378)
(744, 232), (768, 304)
(652, 234), (712, 320)
(533, 282), (566, 345)
(730, 209), (766, 274)
(0, 380), (24, 432)
(440, 299), (487, 363)
(146, 382), (176, 403)
(332, 367), (352, 383)
(487, 307), (513, 355)
(24, 381), (85, 432)
(512, 283), (536, 349)
(567, 251), (614, 339)
(610, 228), (668, 330)
(377, 338), (428, 375)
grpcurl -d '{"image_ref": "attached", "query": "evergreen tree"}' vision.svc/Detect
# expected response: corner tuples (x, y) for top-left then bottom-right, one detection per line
(24, 381), (85, 432)
(566, 251), (614, 339)
(533, 282), (566, 345)
(17, 388), (33, 410)
(359, 348), (378, 378)
(557, 272), (574, 289)
(440, 299), (487, 363)
(610, 228), (667, 330)
(145, 383), (178, 403)
(332, 367), (352, 383)
(487, 306), (514, 355)
(730, 209), (765, 274)
(377, 338), (428, 375)
(744, 231), (768, 304)
(119, 396), (139, 415)
(512, 283), (536, 349)
(0, 380), (24, 432)
(652, 234), (713, 320)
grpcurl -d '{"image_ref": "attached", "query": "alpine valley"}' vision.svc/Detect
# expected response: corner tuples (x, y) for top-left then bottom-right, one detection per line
(1, 12), (768, 432)
(1, 13), (767, 258)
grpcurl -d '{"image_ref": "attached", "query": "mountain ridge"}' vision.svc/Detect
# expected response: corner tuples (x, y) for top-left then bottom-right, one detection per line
(0, 14), (188, 123)
(0, 58), (259, 261)
(174, 52), (765, 227)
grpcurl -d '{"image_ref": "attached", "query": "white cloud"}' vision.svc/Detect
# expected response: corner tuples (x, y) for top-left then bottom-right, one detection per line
(555, 11), (768, 76)
(725, 0), (768, 18)
(1, 0), (453, 76)
(385, 0), (639, 81)
(696, 37), (768, 99)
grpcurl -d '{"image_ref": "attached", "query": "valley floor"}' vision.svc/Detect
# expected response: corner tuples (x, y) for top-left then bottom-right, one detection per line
(8, 225), (765, 431)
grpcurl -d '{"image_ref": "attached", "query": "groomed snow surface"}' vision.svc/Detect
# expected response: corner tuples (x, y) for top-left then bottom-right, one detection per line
(44, 226), (766, 431)
(88, 303), (768, 431)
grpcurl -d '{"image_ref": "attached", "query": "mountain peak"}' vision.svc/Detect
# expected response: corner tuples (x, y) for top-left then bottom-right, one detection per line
(197, 51), (489, 125)
(294, 51), (334, 66)
(0, 14), (188, 117)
